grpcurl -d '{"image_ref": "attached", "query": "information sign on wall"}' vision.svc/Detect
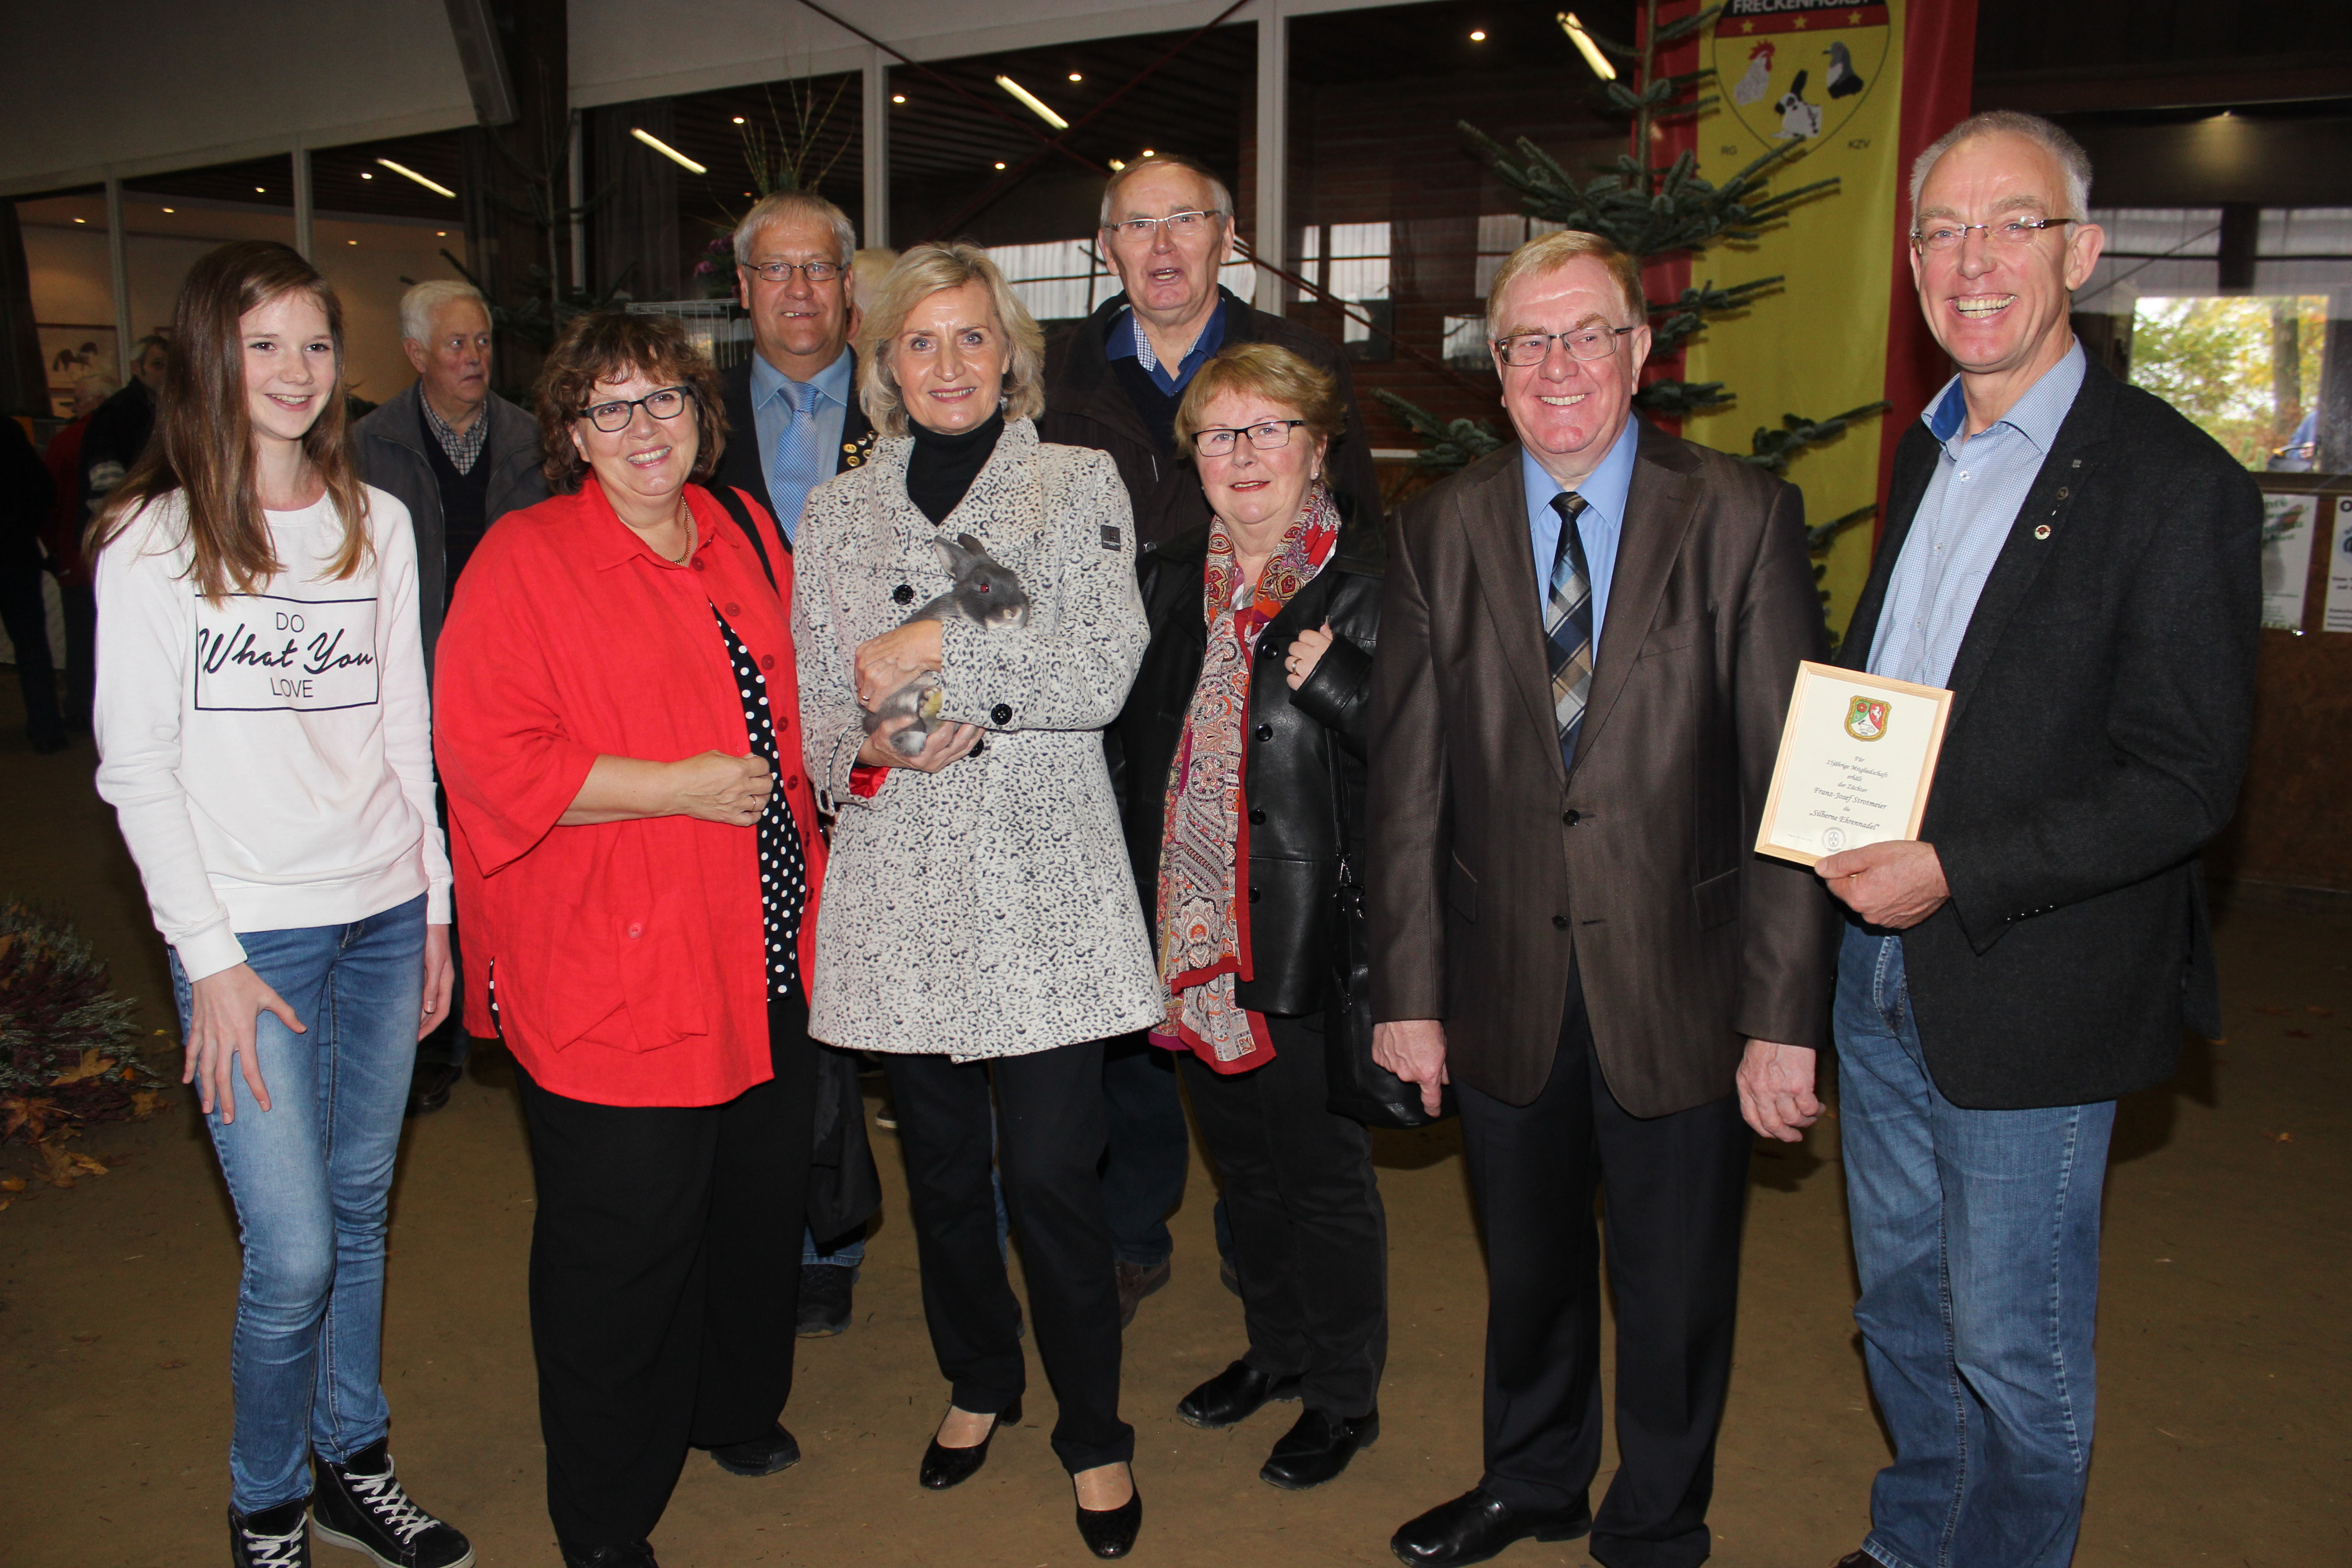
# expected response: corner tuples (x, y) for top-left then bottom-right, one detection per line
(2260, 494), (2319, 632)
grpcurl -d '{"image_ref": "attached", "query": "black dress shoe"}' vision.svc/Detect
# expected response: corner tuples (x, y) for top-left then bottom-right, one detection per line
(1073, 1473), (1142, 1559)
(919, 1397), (1020, 1490)
(709, 1422), (801, 1476)
(406, 1060), (462, 1117)
(1176, 1359), (1302, 1429)
(558, 1542), (658, 1568)
(1390, 1488), (1591, 1568)
(1114, 1259), (1170, 1328)
(1260, 1406), (1379, 1490)
(1832, 1554), (1877, 1567)
(797, 1264), (853, 1336)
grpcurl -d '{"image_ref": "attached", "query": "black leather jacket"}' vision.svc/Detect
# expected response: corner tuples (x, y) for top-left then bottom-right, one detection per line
(1107, 507), (1383, 1018)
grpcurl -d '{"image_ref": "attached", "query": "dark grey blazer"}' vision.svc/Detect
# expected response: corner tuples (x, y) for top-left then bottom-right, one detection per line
(710, 349), (877, 545)
(351, 383), (547, 676)
(1838, 354), (2264, 1110)
(1366, 420), (1836, 1114)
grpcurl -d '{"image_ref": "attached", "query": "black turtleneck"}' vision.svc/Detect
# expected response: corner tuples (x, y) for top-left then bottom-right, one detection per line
(906, 411), (1004, 526)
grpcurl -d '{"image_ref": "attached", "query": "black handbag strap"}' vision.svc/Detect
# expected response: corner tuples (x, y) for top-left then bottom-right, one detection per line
(710, 484), (779, 593)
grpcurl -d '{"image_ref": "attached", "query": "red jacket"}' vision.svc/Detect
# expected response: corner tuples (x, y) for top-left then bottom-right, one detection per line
(39, 416), (90, 585)
(434, 478), (826, 1107)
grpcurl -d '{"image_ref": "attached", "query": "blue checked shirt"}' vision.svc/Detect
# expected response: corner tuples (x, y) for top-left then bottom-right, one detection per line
(1868, 341), (2086, 689)
(1522, 415), (1640, 637)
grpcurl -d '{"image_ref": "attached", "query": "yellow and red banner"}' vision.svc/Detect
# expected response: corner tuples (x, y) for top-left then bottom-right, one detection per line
(1674, 0), (1975, 636)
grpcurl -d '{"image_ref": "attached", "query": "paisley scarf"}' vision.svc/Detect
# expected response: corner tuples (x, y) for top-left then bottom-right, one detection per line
(1153, 482), (1343, 1069)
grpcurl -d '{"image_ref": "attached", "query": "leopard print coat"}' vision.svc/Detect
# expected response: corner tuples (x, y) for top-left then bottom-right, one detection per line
(793, 418), (1162, 1058)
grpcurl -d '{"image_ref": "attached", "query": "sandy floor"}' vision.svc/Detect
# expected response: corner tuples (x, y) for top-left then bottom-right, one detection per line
(1, 714), (2346, 1568)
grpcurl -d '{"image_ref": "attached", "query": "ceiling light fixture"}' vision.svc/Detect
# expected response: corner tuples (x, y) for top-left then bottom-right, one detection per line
(377, 158), (457, 198)
(1470, 29), (1487, 41)
(73, 216), (86, 223)
(995, 75), (1068, 131)
(1068, 72), (1083, 82)
(360, 171), (373, 179)
(161, 207), (173, 212)
(630, 128), (707, 175)
(348, 239), (358, 245)
(1108, 159), (1126, 171)
(733, 116), (746, 124)
(1141, 148), (1155, 157)
(994, 161), (1008, 170)
(255, 186), (267, 193)
(1557, 13), (1616, 81)
(436, 230), (447, 236)
(892, 93), (906, 104)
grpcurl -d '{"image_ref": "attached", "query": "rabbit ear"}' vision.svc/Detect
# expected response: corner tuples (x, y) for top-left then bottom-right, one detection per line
(932, 536), (966, 572)
(957, 532), (987, 558)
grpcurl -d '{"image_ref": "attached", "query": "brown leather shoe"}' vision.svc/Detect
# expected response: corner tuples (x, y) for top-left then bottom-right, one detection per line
(1115, 1259), (1170, 1328)
(1833, 1554), (1877, 1568)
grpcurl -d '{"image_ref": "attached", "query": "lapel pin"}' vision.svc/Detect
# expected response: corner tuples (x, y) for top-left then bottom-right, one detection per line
(2034, 524), (2053, 540)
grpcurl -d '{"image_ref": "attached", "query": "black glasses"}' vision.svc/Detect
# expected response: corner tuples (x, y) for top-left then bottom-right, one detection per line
(1192, 419), (1306, 457)
(1492, 326), (1638, 367)
(1910, 216), (2074, 252)
(578, 386), (691, 433)
(742, 260), (843, 283)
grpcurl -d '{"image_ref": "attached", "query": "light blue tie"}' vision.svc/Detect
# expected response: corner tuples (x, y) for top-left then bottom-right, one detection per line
(769, 380), (823, 544)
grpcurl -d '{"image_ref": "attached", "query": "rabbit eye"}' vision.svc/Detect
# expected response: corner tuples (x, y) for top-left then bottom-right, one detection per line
(977, 583), (990, 592)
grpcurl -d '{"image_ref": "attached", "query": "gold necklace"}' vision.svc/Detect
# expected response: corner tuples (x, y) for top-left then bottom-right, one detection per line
(667, 493), (695, 564)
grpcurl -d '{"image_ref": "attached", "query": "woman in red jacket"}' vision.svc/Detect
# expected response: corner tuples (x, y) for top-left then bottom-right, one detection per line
(434, 313), (825, 1568)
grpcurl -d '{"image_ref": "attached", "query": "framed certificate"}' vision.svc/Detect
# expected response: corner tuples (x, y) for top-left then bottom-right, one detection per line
(1756, 662), (1953, 867)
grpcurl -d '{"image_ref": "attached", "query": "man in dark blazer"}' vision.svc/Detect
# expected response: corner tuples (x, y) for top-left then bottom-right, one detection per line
(354, 280), (548, 1116)
(1816, 113), (2260, 1568)
(1367, 230), (1834, 1568)
(709, 190), (875, 545)
(1039, 152), (1387, 1327)
(706, 188), (883, 1342)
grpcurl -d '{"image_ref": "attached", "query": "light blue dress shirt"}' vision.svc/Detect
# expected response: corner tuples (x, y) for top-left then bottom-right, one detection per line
(1522, 414), (1641, 638)
(750, 346), (854, 537)
(1107, 296), (1226, 395)
(1867, 340), (2086, 689)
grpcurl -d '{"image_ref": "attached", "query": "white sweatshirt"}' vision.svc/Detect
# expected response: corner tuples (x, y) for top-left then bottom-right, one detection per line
(93, 485), (451, 982)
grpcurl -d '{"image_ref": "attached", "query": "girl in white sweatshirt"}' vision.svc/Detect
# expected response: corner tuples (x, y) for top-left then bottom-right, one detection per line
(91, 240), (472, 1568)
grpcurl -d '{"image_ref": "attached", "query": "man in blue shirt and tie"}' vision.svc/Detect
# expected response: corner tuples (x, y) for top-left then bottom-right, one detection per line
(714, 191), (877, 546)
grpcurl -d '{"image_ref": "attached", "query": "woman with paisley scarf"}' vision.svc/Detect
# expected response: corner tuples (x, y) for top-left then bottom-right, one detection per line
(1109, 342), (1389, 1493)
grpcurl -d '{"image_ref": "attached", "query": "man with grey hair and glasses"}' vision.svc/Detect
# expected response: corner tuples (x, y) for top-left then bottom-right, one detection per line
(355, 277), (548, 1113)
(711, 190), (877, 541)
(1041, 152), (1388, 1336)
(1816, 110), (2260, 1568)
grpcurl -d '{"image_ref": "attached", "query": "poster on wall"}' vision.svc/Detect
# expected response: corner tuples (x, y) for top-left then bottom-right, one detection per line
(2325, 497), (2352, 635)
(2259, 494), (2318, 631)
(39, 323), (118, 417)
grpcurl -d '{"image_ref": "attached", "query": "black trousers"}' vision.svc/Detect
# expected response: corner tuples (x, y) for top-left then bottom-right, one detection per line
(1456, 983), (1750, 1568)
(1100, 1031), (1191, 1265)
(59, 581), (93, 735)
(516, 995), (817, 1547)
(0, 560), (61, 746)
(883, 1041), (1135, 1474)
(1182, 1012), (1387, 1418)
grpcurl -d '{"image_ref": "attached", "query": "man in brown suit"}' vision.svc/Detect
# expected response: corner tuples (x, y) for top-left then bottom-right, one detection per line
(1368, 230), (1835, 1568)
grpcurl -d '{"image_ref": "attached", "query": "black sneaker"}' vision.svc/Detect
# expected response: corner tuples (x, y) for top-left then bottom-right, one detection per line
(230, 1498), (312, 1568)
(310, 1440), (473, 1567)
(797, 1264), (853, 1337)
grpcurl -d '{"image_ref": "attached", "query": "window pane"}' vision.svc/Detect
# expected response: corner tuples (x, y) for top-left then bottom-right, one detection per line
(2127, 294), (2329, 471)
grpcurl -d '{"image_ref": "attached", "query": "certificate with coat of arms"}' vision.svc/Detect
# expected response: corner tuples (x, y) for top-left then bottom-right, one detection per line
(1755, 662), (1952, 867)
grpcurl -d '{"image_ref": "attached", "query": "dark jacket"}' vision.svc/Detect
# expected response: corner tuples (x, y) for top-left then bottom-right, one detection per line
(710, 348), (877, 544)
(1366, 421), (1835, 1114)
(76, 379), (156, 534)
(1839, 354), (2263, 1110)
(352, 382), (548, 675)
(2, 416), (56, 571)
(1109, 508), (1383, 1018)
(1041, 288), (1385, 550)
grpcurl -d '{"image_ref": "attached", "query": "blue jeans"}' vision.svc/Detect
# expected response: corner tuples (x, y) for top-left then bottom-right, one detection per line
(1835, 925), (2116, 1568)
(802, 1222), (865, 1270)
(171, 895), (426, 1514)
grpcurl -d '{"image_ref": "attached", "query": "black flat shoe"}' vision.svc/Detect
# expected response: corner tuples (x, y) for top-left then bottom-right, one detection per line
(1260, 1406), (1379, 1490)
(1074, 1474), (1141, 1559)
(919, 1397), (1021, 1490)
(709, 1423), (801, 1476)
(1176, 1358), (1302, 1429)
(1389, 1487), (1590, 1568)
(558, 1542), (658, 1568)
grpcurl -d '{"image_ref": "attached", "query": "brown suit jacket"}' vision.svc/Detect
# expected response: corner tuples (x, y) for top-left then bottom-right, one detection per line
(1365, 421), (1835, 1114)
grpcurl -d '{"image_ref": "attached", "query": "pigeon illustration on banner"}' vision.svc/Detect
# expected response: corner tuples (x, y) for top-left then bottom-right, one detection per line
(1825, 40), (1865, 98)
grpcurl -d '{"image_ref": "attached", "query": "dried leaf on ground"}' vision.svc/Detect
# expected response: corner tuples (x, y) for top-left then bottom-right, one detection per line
(50, 1049), (116, 1086)
(68, 1153), (109, 1176)
(0, 1176), (24, 1191)
(36, 1142), (78, 1187)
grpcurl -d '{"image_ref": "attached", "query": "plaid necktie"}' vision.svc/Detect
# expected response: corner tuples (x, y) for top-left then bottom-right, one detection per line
(769, 380), (824, 544)
(1544, 491), (1595, 771)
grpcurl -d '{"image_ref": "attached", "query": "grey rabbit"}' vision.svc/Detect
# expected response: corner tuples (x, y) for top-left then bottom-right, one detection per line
(862, 533), (1033, 758)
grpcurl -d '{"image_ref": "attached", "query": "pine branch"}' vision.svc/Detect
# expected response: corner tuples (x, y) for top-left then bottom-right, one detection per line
(1633, 378), (1734, 417)
(1743, 402), (1896, 473)
(1372, 391), (1508, 470)
(1807, 503), (1878, 554)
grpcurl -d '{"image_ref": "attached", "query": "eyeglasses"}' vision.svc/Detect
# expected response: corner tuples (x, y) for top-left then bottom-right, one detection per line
(1105, 210), (1222, 243)
(742, 260), (843, 283)
(1492, 326), (1638, 367)
(1192, 419), (1306, 457)
(578, 386), (691, 433)
(1910, 216), (2074, 252)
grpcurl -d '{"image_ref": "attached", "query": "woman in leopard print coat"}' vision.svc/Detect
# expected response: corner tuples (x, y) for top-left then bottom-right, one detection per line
(792, 242), (1156, 1558)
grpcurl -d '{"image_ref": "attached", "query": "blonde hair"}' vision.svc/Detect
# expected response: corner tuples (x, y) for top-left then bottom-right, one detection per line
(855, 243), (1046, 437)
(1485, 230), (1647, 334)
(1173, 343), (1346, 451)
